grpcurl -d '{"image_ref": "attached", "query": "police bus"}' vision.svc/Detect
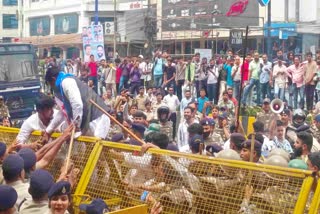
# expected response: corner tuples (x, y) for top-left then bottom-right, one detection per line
(0, 43), (40, 124)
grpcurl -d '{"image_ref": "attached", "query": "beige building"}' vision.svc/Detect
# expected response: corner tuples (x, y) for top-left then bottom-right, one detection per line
(0, 0), (21, 41)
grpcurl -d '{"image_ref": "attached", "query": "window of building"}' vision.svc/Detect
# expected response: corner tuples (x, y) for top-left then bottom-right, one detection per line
(3, 0), (17, 6)
(2, 14), (18, 29)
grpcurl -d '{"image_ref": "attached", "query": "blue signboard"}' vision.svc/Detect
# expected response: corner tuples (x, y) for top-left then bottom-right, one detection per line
(264, 22), (297, 39)
(257, 0), (270, 6)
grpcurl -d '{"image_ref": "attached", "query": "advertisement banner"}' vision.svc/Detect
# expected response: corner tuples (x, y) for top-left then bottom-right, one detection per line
(54, 13), (78, 34)
(82, 24), (106, 63)
(29, 16), (50, 36)
(229, 29), (243, 49)
(195, 49), (212, 61)
(161, 0), (259, 32)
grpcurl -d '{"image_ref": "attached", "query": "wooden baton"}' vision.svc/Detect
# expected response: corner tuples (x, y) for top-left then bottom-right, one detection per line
(89, 99), (145, 145)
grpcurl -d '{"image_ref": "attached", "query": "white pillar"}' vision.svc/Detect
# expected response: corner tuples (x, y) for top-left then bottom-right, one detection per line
(50, 15), (54, 36)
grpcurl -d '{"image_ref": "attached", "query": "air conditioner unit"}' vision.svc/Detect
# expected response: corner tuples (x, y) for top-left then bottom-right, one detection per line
(104, 22), (114, 35)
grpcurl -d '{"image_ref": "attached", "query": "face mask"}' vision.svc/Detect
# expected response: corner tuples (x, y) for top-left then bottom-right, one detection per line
(203, 132), (210, 139)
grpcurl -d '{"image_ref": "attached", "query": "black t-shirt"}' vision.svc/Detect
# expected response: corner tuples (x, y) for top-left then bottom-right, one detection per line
(165, 66), (176, 82)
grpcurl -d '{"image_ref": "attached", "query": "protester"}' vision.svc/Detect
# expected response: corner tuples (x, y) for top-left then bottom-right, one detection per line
(45, 66), (110, 139)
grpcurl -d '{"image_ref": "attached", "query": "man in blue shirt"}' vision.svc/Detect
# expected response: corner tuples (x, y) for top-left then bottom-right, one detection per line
(224, 57), (234, 89)
(197, 88), (209, 115)
(153, 53), (165, 87)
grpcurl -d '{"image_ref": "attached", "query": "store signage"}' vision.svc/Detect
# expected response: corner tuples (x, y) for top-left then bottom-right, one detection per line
(257, 0), (270, 6)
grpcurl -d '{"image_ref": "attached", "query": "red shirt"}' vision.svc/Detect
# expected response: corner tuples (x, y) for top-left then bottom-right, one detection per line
(241, 60), (249, 82)
(116, 66), (122, 83)
(88, 61), (98, 77)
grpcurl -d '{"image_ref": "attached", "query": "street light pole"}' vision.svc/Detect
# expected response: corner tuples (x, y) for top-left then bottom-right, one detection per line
(113, 0), (117, 60)
(266, 0), (272, 57)
(94, 0), (98, 25)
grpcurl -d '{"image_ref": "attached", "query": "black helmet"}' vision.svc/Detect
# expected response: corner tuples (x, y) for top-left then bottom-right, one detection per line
(157, 106), (170, 123)
(292, 109), (306, 128)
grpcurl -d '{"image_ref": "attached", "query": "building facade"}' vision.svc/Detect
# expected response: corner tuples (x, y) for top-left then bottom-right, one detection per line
(156, 0), (266, 56)
(20, 0), (155, 59)
(0, 0), (21, 41)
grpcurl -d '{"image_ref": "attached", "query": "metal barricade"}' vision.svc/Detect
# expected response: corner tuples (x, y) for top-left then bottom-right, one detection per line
(74, 141), (315, 214)
(0, 127), (318, 213)
(0, 126), (99, 190)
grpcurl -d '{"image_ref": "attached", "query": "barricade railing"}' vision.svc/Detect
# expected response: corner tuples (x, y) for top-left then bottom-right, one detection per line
(0, 126), (318, 213)
(75, 141), (315, 214)
(0, 126), (99, 188)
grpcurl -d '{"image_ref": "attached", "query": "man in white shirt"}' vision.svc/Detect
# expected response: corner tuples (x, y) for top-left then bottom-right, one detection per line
(138, 55), (147, 87)
(177, 106), (198, 152)
(207, 59), (219, 103)
(231, 56), (241, 101)
(163, 86), (180, 140)
(16, 94), (65, 146)
(272, 59), (287, 101)
(103, 60), (117, 97)
(44, 66), (110, 140)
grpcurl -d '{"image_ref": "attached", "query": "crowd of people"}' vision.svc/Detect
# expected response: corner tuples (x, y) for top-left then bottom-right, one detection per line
(1, 49), (320, 213)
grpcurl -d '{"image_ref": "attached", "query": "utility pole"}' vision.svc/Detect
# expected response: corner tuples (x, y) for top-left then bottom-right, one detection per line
(94, 0), (98, 25)
(113, 0), (117, 60)
(144, 0), (155, 57)
(266, 0), (272, 57)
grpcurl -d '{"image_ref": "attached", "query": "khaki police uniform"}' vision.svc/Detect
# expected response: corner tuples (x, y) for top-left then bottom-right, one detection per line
(0, 104), (9, 118)
(204, 133), (224, 147)
(135, 94), (149, 111)
(214, 126), (229, 142)
(20, 199), (49, 214)
(8, 180), (30, 211)
(0, 166), (3, 184)
(256, 111), (278, 137)
(107, 124), (122, 140)
(160, 121), (173, 142)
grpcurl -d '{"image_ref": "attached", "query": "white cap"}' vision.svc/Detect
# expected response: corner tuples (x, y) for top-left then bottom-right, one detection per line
(138, 55), (144, 59)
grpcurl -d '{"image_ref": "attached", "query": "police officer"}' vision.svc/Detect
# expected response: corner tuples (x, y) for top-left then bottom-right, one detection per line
(0, 95), (10, 119)
(19, 169), (54, 214)
(2, 154), (30, 209)
(256, 98), (278, 138)
(157, 106), (173, 142)
(18, 148), (37, 181)
(240, 140), (263, 163)
(47, 181), (71, 214)
(311, 114), (320, 149)
(0, 185), (18, 214)
(80, 198), (109, 214)
(229, 133), (246, 153)
(200, 118), (223, 147)
(286, 109), (308, 146)
(0, 142), (6, 184)
(214, 112), (230, 142)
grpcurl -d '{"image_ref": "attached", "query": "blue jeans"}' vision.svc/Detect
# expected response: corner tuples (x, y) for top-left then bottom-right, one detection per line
(241, 79), (260, 105)
(207, 83), (217, 103)
(119, 76), (129, 91)
(287, 84), (294, 108)
(130, 81), (140, 95)
(154, 75), (163, 88)
(274, 84), (285, 101)
(233, 81), (241, 101)
(292, 84), (305, 109)
(306, 84), (315, 111)
(260, 82), (272, 102)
